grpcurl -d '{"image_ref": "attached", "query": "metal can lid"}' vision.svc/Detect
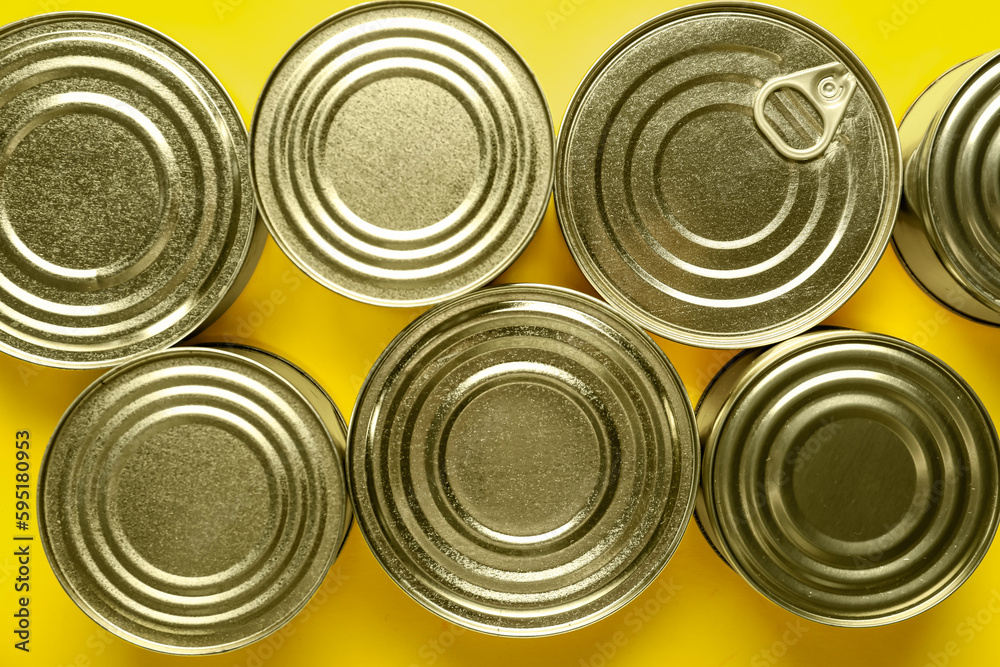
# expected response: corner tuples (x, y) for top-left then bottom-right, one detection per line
(555, 2), (901, 348)
(698, 329), (1000, 626)
(349, 283), (698, 635)
(905, 51), (1000, 308)
(251, 1), (554, 307)
(38, 346), (350, 654)
(0, 13), (260, 368)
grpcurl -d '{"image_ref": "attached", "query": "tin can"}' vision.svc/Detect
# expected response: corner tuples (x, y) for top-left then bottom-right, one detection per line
(251, 1), (554, 307)
(695, 329), (1000, 626)
(555, 2), (901, 348)
(38, 345), (351, 654)
(0, 12), (263, 369)
(894, 51), (1000, 324)
(348, 283), (698, 635)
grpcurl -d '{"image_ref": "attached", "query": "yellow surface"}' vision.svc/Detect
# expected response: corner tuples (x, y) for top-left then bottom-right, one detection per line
(2, 0), (1000, 665)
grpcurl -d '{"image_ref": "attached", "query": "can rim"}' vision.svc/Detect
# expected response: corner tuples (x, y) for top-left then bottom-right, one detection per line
(249, 0), (556, 308)
(553, 0), (903, 349)
(0, 11), (259, 369)
(37, 345), (349, 654)
(346, 282), (699, 636)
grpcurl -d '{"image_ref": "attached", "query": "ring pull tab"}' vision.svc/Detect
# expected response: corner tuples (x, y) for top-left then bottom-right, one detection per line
(752, 62), (857, 161)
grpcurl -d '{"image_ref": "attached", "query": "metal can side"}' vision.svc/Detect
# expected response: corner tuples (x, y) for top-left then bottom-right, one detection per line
(893, 51), (1000, 325)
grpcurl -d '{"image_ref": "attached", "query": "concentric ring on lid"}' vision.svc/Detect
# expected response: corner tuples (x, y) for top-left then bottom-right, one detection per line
(251, 1), (554, 307)
(38, 346), (350, 654)
(555, 2), (901, 348)
(698, 330), (1000, 626)
(0, 13), (261, 368)
(348, 284), (698, 635)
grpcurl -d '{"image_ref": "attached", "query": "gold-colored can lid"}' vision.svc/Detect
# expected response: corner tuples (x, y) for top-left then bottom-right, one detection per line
(696, 329), (1000, 626)
(39, 346), (351, 654)
(349, 284), (698, 635)
(555, 2), (901, 348)
(251, 1), (554, 307)
(0, 13), (262, 368)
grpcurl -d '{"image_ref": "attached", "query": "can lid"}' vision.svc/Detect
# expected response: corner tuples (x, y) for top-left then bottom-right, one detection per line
(0, 13), (258, 368)
(38, 347), (349, 654)
(252, 1), (554, 307)
(555, 2), (901, 348)
(700, 330), (1000, 626)
(349, 284), (698, 635)
(907, 51), (1000, 308)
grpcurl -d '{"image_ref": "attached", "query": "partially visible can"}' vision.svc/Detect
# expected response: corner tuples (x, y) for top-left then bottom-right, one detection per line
(696, 329), (1000, 626)
(555, 2), (901, 348)
(251, 1), (554, 307)
(38, 345), (351, 654)
(349, 284), (698, 635)
(0, 13), (262, 369)
(894, 51), (1000, 324)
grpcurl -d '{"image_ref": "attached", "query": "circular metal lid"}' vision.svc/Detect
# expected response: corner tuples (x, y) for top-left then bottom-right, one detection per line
(555, 2), (901, 348)
(0, 13), (259, 368)
(906, 51), (1000, 308)
(251, 1), (554, 307)
(349, 284), (698, 635)
(39, 347), (350, 654)
(699, 329), (1000, 626)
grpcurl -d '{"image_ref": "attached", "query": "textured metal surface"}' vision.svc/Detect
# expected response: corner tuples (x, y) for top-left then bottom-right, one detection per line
(251, 1), (553, 307)
(348, 283), (698, 636)
(894, 51), (1000, 325)
(38, 346), (351, 654)
(696, 329), (1000, 626)
(0, 12), (261, 369)
(555, 2), (901, 348)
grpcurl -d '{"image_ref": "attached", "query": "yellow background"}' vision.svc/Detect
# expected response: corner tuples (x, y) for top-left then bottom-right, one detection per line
(1, 0), (999, 665)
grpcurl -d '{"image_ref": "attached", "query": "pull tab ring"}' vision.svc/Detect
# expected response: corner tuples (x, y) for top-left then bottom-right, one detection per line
(753, 62), (857, 161)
